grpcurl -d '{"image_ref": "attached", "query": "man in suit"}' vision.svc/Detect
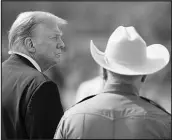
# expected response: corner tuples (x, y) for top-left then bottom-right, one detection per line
(54, 26), (171, 139)
(2, 11), (67, 139)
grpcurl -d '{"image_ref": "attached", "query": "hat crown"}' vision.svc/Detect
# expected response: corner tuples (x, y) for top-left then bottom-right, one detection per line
(105, 26), (147, 65)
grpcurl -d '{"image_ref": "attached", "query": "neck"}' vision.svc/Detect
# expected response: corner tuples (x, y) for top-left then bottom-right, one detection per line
(105, 78), (141, 96)
(103, 80), (140, 96)
(20, 50), (45, 71)
(106, 77), (137, 90)
(37, 61), (54, 72)
(106, 79), (129, 85)
(106, 76), (130, 84)
(34, 56), (57, 72)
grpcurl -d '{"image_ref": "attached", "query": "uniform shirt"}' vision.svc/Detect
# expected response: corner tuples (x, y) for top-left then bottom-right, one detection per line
(54, 83), (171, 139)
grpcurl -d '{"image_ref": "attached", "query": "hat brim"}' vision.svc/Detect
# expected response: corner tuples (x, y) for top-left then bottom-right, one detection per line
(90, 40), (170, 75)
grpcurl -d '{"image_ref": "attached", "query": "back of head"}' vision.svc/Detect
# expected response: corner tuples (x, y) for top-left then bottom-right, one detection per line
(102, 68), (141, 84)
(8, 11), (67, 53)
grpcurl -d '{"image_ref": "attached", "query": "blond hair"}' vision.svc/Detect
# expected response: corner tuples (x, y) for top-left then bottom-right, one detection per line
(8, 11), (67, 52)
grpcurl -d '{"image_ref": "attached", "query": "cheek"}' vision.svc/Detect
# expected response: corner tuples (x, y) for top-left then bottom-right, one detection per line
(40, 41), (55, 51)
(36, 44), (52, 57)
(35, 38), (56, 54)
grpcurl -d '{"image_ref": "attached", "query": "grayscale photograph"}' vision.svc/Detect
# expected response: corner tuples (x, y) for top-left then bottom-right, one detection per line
(1, 1), (171, 139)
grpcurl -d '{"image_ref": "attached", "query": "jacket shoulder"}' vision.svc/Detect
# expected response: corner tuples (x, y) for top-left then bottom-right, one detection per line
(26, 69), (51, 84)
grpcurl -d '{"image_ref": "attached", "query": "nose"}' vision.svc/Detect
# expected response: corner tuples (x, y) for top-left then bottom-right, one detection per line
(57, 43), (64, 50)
(60, 41), (65, 49)
(56, 39), (65, 50)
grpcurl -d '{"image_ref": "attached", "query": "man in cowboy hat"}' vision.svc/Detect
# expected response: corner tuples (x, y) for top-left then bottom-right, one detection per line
(54, 26), (171, 139)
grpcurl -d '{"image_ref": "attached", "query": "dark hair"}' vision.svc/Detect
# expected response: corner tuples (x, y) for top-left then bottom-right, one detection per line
(102, 68), (108, 81)
(141, 75), (147, 83)
(102, 68), (143, 83)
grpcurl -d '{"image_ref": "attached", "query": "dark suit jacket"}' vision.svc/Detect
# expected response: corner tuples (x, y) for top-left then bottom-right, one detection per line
(2, 54), (64, 139)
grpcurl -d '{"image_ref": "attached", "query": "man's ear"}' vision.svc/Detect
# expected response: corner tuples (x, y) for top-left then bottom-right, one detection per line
(141, 75), (147, 83)
(24, 37), (36, 53)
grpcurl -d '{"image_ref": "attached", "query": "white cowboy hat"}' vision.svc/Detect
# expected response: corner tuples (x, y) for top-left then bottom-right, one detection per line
(90, 26), (170, 75)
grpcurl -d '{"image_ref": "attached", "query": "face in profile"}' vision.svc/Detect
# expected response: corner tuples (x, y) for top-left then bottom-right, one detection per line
(32, 18), (65, 67)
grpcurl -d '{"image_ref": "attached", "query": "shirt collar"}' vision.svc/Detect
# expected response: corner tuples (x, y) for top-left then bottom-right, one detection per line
(8, 51), (42, 72)
(102, 82), (139, 96)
